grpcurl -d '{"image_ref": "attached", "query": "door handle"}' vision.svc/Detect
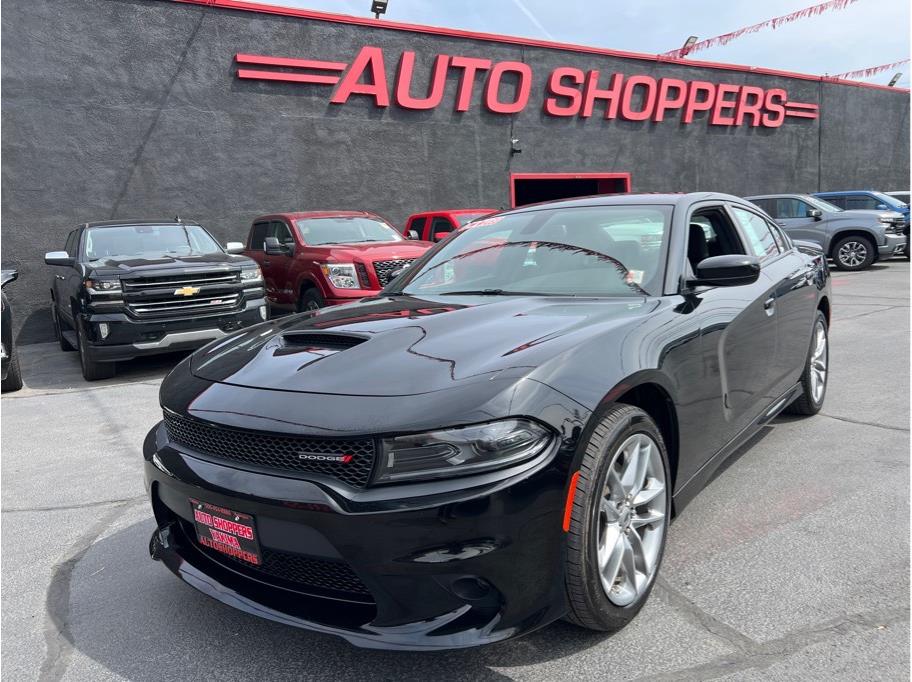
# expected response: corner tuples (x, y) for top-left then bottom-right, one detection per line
(763, 296), (776, 315)
(776, 221), (786, 227)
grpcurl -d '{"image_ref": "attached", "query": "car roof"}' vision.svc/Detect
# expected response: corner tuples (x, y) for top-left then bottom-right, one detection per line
(744, 193), (815, 200)
(411, 208), (498, 215)
(255, 211), (379, 221)
(82, 219), (200, 228)
(507, 192), (742, 213)
(813, 190), (879, 195)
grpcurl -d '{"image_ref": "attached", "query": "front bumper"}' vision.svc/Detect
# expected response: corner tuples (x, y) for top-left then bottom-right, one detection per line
(878, 233), (907, 258)
(144, 422), (570, 650)
(81, 298), (267, 362)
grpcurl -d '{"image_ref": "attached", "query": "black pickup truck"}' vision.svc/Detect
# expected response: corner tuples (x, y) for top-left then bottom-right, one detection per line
(45, 219), (267, 380)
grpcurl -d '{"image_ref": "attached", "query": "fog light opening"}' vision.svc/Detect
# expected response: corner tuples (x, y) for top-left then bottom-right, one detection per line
(98, 322), (110, 339)
(450, 576), (491, 601)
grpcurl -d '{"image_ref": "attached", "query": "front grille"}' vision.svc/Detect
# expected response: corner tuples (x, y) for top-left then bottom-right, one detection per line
(163, 411), (376, 488)
(184, 521), (373, 601)
(372, 258), (415, 287)
(123, 270), (242, 319)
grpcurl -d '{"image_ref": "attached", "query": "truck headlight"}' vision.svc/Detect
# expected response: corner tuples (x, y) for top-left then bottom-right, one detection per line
(240, 266), (263, 284)
(85, 278), (121, 292)
(376, 419), (553, 484)
(321, 263), (360, 289)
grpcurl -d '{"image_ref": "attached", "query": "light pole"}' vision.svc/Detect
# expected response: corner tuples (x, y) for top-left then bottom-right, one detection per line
(679, 36), (698, 57)
(888, 72), (902, 87)
(371, 0), (388, 19)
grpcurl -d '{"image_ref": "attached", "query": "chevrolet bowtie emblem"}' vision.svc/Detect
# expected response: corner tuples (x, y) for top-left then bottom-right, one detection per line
(174, 286), (201, 297)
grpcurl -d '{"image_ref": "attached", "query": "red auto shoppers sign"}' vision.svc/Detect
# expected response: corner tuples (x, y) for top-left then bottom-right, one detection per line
(235, 46), (819, 128)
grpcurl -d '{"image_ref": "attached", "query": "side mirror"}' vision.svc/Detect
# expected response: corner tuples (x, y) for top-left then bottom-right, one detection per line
(689, 255), (761, 287)
(808, 209), (822, 220)
(264, 237), (289, 256)
(45, 251), (75, 267)
(434, 231), (451, 242)
(1, 269), (18, 288)
(225, 241), (245, 254)
(407, 230), (420, 240)
(876, 204), (888, 210)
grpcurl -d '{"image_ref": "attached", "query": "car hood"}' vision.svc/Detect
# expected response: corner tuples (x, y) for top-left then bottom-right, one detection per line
(190, 295), (657, 396)
(314, 241), (433, 262)
(834, 209), (903, 223)
(86, 252), (253, 276)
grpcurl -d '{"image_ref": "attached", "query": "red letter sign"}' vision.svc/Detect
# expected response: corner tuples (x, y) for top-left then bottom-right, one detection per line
(331, 46), (390, 107)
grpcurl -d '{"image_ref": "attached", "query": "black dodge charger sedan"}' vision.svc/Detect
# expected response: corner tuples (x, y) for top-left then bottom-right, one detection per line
(145, 193), (831, 649)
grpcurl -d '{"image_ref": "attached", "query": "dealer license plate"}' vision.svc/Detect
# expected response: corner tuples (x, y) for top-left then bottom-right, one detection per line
(190, 498), (262, 565)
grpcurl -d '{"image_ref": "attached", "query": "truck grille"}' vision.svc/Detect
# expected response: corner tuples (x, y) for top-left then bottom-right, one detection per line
(163, 412), (376, 488)
(372, 259), (415, 287)
(122, 271), (241, 318)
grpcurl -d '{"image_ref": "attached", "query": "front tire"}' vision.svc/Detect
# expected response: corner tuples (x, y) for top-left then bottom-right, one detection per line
(77, 322), (115, 381)
(564, 404), (670, 631)
(297, 288), (325, 312)
(786, 311), (828, 415)
(832, 235), (875, 271)
(2, 346), (23, 392)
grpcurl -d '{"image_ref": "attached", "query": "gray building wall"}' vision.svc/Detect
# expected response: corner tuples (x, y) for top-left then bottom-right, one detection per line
(2, 0), (909, 343)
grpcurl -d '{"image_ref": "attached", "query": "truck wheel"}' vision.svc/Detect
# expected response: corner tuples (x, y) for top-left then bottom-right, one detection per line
(77, 323), (115, 381)
(52, 304), (75, 351)
(832, 235), (875, 271)
(2, 345), (24, 392)
(564, 404), (670, 632)
(297, 288), (325, 312)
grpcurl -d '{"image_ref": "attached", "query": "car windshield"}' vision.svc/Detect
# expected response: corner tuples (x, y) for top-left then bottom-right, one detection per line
(455, 212), (494, 226)
(295, 217), (403, 245)
(805, 196), (843, 212)
(394, 205), (671, 298)
(84, 225), (221, 261)
(889, 192), (910, 204)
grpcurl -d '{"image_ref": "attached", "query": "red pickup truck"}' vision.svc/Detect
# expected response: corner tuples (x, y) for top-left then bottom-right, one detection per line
(243, 211), (433, 312)
(405, 209), (498, 242)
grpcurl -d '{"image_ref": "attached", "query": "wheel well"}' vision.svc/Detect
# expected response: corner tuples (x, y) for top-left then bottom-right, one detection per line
(817, 296), (831, 326)
(299, 280), (316, 298)
(829, 229), (876, 256)
(615, 383), (679, 493)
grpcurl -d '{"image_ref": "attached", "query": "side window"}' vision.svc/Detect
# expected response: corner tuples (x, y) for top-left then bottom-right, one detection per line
(774, 198), (813, 219)
(686, 206), (747, 272)
(409, 216), (427, 239)
(430, 216), (454, 242)
(64, 229), (78, 257)
(751, 198), (776, 217)
(272, 220), (294, 246)
(766, 219), (790, 251)
(845, 194), (879, 210)
(823, 196), (846, 209)
(731, 207), (780, 261)
(249, 222), (269, 250)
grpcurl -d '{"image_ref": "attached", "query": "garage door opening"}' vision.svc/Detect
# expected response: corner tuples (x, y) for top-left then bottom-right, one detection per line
(510, 173), (631, 208)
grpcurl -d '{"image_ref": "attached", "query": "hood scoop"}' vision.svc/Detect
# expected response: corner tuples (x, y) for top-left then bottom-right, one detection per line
(272, 332), (369, 357)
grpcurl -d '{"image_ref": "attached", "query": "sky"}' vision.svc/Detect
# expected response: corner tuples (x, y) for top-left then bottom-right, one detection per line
(253, 0), (911, 87)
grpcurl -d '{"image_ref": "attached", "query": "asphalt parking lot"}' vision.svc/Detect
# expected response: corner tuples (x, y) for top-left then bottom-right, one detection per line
(2, 261), (909, 681)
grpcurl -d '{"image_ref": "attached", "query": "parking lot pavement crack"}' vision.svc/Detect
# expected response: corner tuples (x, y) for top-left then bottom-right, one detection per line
(819, 412), (911, 433)
(631, 606), (910, 682)
(654, 577), (756, 652)
(38, 499), (146, 682)
(2, 495), (147, 514)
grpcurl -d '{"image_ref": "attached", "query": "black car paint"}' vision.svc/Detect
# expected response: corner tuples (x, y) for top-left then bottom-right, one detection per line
(145, 193), (831, 649)
(1, 270), (19, 383)
(48, 221), (266, 363)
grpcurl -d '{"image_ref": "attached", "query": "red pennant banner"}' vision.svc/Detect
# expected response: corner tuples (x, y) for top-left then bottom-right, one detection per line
(830, 58), (910, 80)
(662, 0), (860, 58)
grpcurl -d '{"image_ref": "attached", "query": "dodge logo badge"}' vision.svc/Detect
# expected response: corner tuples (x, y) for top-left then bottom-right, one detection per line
(297, 453), (353, 463)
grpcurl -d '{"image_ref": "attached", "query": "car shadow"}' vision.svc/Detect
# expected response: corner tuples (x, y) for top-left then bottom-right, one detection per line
(14, 342), (185, 392)
(63, 520), (616, 680)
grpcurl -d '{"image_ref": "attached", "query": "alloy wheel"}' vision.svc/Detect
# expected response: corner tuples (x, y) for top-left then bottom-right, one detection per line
(596, 433), (667, 607)
(837, 241), (868, 268)
(809, 320), (828, 403)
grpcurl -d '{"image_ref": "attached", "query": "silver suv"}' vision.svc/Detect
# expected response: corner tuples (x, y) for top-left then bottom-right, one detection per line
(745, 194), (906, 270)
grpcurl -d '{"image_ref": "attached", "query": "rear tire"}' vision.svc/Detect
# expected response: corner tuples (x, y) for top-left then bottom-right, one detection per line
(297, 288), (325, 312)
(786, 311), (828, 416)
(831, 235), (875, 271)
(52, 303), (75, 351)
(2, 346), (23, 392)
(564, 404), (670, 632)
(77, 322), (115, 381)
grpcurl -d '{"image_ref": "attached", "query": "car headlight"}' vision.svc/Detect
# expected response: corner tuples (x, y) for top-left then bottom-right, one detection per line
(376, 418), (554, 484)
(85, 278), (121, 292)
(321, 263), (360, 289)
(878, 216), (897, 224)
(240, 266), (263, 284)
